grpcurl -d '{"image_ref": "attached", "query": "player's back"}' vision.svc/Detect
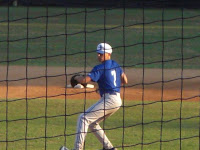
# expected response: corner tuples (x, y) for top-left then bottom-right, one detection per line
(96, 60), (122, 95)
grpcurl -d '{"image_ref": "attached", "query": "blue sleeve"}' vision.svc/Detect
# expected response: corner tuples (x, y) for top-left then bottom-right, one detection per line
(88, 66), (102, 82)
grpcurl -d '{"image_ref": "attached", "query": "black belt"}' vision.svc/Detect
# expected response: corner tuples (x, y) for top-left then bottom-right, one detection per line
(105, 91), (118, 95)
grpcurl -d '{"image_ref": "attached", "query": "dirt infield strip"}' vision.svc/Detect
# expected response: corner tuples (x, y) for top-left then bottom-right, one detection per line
(0, 66), (199, 101)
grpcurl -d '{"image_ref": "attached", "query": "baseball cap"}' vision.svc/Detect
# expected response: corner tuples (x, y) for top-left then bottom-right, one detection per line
(96, 43), (112, 54)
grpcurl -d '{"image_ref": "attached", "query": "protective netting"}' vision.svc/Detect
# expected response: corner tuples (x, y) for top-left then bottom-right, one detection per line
(0, 1), (200, 150)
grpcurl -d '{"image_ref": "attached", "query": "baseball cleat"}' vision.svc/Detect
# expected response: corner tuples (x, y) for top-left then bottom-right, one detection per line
(103, 148), (117, 150)
(59, 146), (69, 150)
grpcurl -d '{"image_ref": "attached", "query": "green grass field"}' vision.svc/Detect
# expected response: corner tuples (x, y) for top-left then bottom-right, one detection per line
(0, 7), (200, 68)
(0, 99), (200, 150)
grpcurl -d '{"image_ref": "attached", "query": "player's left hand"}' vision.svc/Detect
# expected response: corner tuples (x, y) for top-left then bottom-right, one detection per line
(70, 74), (87, 88)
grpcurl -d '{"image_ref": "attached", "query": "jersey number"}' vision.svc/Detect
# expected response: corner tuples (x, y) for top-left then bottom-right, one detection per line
(111, 70), (117, 87)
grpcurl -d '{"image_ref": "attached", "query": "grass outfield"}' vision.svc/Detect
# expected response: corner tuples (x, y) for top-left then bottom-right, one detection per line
(0, 99), (199, 150)
(0, 7), (200, 68)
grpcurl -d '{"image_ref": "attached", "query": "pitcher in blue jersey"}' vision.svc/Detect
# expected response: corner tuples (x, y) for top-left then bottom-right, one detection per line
(60, 43), (128, 150)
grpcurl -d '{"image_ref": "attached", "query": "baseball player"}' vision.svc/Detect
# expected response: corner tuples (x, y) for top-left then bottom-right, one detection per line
(60, 43), (128, 150)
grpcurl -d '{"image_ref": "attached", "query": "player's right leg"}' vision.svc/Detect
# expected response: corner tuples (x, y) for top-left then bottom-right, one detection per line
(74, 93), (121, 150)
(89, 93), (121, 150)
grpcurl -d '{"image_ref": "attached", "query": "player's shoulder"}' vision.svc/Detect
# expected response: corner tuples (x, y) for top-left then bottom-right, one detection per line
(111, 60), (119, 65)
(110, 60), (120, 67)
(93, 60), (120, 71)
(92, 63), (104, 72)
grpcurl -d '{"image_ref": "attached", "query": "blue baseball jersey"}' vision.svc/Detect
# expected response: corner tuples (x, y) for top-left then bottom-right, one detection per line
(88, 60), (123, 96)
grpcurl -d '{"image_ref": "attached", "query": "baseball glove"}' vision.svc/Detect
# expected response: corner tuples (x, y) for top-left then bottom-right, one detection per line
(70, 74), (87, 88)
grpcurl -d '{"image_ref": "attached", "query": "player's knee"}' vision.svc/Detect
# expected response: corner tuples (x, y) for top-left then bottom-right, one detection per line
(78, 113), (85, 121)
(78, 113), (89, 124)
(89, 122), (98, 130)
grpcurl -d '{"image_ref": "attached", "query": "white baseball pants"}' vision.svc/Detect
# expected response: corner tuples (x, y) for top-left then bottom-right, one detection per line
(74, 93), (122, 150)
